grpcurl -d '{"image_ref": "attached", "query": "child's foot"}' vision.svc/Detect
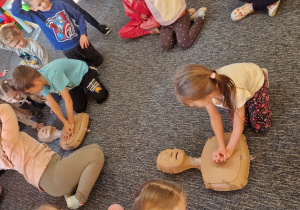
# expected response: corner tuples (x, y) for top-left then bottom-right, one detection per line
(191, 7), (207, 21)
(97, 24), (111, 35)
(267, 0), (280, 17)
(262, 68), (269, 88)
(65, 195), (84, 209)
(231, 3), (254, 21)
(188, 8), (196, 16)
(150, 27), (160, 34)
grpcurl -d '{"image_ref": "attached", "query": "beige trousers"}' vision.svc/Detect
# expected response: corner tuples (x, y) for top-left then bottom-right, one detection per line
(39, 144), (104, 203)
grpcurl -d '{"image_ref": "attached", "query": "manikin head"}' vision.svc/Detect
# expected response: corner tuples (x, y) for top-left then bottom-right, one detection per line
(156, 148), (197, 174)
(38, 125), (61, 143)
(133, 180), (186, 210)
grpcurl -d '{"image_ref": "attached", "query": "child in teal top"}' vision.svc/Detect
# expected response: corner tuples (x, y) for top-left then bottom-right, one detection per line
(11, 59), (108, 139)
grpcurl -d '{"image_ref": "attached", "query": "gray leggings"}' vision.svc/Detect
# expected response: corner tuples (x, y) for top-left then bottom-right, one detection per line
(39, 144), (104, 203)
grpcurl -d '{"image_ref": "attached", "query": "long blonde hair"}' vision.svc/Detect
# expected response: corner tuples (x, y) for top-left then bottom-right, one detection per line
(173, 64), (236, 112)
(133, 180), (185, 210)
(0, 79), (45, 117)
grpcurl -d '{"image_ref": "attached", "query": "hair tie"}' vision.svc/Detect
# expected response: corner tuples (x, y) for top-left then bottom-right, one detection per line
(210, 72), (216, 79)
(4, 80), (7, 83)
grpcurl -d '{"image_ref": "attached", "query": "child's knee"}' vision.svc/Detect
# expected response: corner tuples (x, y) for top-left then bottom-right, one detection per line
(160, 42), (173, 51)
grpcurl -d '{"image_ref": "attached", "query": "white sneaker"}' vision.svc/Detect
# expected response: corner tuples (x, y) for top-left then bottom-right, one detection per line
(267, 0), (280, 17)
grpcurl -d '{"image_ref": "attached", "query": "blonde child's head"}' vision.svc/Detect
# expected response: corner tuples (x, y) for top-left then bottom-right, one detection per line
(24, 0), (52, 12)
(173, 64), (236, 112)
(133, 180), (186, 210)
(0, 23), (27, 48)
(12, 65), (43, 93)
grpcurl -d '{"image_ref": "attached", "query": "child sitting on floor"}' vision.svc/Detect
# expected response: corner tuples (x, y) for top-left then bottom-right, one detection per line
(12, 0), (103, 67)
(145, 0), (207, 50)
(12, 58), (108, 140)
(0, 22), (50, 69)
(173, 63), (271, 163)
(0, 104), (104, 209)
(231, 0), (281, 21)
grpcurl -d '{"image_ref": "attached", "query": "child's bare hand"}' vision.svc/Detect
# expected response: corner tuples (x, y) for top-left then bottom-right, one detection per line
(63, 122), (74, 140)
(141, 14), (147, 19)
(212, 147), (227, 163)
(2, 69), (8, 76)
(80, 35), (89, 49)
(36, 123), (44, 131)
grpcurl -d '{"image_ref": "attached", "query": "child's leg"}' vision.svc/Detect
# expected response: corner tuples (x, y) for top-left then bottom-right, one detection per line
(246, 70), (272, 132)
(119, 20), (151, 39)
(171, 10), (205, 50)
(160, 25), (176, 50)
(39, 144), (104, 205)
(68, 86), (88, 113)
(63, 43), (103, 67)
(79, 68), (109, 104)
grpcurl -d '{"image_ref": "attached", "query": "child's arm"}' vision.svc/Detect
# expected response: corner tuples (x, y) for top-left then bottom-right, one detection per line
(205, 102), (227, 163)
(45, 92), (74, 139)
(0, 104), (20, 169)
(11, 0), (35, 22)
(0, 104), (20, 142)
(226, 105), (245, 159)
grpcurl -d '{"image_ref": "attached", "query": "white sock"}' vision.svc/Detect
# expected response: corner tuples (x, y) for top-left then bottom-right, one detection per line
(66, 195), (83, 209)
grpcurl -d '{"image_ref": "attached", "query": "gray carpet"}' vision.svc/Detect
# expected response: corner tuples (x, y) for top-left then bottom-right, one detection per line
(0, 0), (299, 209)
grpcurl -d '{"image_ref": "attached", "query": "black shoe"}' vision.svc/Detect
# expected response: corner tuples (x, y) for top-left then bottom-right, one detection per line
(97, 24), (111, 35)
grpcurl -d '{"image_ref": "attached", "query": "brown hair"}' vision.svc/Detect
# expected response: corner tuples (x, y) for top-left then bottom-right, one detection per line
(0, 79), (45, 117)
(133, 180), (185, 210)
(12, 65), (42, 92)
(0, 24), (20, 45)
(173, 64), (236, 112)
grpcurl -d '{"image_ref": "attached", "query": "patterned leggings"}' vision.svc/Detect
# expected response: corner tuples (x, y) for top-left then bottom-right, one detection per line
(228, 71), (272, 132)
(159, 10), (205, 50)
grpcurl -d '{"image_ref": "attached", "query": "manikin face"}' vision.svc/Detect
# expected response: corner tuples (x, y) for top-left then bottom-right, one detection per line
(9, 35), (28, 49)
(157, 148), (187, 173)
(1, 89), (22, 103)
(30, 0), (52, 11)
